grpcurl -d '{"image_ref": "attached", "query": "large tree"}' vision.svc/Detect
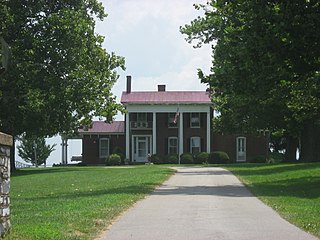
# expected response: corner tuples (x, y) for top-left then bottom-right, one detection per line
(181, 1), (320, 161)
(0, 1), (125, 168)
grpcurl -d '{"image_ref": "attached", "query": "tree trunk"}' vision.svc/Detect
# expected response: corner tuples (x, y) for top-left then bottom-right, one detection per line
(284, 135), (298, 162)
(10, 137), (16, 172)
(299, 121), (320, 162)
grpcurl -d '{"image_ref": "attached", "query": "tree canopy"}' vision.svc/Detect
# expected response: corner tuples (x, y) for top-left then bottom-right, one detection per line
(181, 1), (320, 161)
(0, 0), (125, 138)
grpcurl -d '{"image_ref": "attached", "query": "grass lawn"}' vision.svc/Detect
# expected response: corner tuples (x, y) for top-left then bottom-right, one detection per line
(6, 166), (174, 240)
(224, 163), (320, 238)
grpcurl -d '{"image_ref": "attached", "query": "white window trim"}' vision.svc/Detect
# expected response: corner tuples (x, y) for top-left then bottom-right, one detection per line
(236, 137), (246, 162)
(168, 113), (178, 128)
(190, 113), (200, 128)
(168, 137), (178, 154)
(99, 138), (110, 158)
(190, 136), (201, 154)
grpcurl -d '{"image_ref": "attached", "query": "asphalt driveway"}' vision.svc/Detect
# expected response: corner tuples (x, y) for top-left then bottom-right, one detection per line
(98, 167), (318, 240)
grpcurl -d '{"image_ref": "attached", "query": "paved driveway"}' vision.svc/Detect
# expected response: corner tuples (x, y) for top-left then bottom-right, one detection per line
(99, 167), (318, 240)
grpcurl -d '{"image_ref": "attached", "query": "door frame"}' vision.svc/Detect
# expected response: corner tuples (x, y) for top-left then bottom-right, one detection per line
(132, 135), (152, 162)
(236, 137), (246, 162)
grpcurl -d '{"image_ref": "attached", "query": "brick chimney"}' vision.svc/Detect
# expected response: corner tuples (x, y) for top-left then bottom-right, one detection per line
(126, 75), (131, 93)
(158, 85), (166, 92)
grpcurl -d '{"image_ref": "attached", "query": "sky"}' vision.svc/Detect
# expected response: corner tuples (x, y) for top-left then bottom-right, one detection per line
(15, 0), (213, 166)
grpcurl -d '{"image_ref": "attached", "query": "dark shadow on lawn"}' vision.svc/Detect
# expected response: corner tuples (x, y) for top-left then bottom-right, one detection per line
(226, 162), (320, 176)
(12, 167), (94, 177)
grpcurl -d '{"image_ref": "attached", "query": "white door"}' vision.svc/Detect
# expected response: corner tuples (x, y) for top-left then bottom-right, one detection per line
(236, 137), (246, 162)
(133, 136), (152, 162)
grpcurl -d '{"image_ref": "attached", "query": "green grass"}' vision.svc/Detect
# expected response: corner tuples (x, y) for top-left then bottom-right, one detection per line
(6, 166), (174, 240)
(224, 163), (320, 238)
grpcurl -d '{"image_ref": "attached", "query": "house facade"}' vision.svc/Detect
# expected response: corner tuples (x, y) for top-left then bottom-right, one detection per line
(78, 76), (269, 164)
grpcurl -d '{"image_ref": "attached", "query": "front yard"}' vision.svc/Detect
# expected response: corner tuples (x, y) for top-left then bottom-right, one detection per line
(7, 166), (173, 240)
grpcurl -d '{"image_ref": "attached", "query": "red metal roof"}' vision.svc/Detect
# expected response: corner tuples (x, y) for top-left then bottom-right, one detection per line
(121, 91), (211, 104)
(79, 121), (124, 134)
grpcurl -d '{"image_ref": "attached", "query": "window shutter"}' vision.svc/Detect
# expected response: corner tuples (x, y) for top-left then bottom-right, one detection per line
(201, 137), (204, 153)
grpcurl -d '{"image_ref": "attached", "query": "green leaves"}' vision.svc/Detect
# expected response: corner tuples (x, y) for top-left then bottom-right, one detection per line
(17, 134), (56, 166)
(182, 0), (320, 160)
(0, 0), (125, 137)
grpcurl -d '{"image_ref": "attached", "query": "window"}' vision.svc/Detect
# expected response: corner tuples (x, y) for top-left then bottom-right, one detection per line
(137, 113), (147, 123)
(99, 138), (109, 158)
(168, 137), (178, 154)
(190, 137), (201, 154)
(236, 137), (246, 162)
(168, 113), (178, 128)
(190, 113), (200, 128)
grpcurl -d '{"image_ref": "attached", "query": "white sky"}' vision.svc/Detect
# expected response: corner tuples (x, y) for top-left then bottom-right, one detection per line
(16, 0), (212, 166)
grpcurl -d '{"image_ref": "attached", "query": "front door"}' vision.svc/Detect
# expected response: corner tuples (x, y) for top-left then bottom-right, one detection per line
(236, 137), (246, 162)
(133, 136), (152, 162)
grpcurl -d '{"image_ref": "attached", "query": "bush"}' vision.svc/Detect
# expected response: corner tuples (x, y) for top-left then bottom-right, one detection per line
(180, 153), (194, 164)
(150, 154), (163, 164)
(267, 152), (285, 163)
(249, 155), (267, 163)
(106, 154), (121, 166)
(208, 151), (230, 164)
(194, 152), (209, 164)
(166, 154), (179, 164)
(112, 147), (125, 164)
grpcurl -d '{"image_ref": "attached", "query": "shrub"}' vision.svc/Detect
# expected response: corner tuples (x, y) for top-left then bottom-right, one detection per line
(267, 152), (285, 163)
(208, 151), (230, 164)
(150, 154), (163, 164)
(180, 153), (194, 164)
(106, 154), (121, 166)
(166, 154), (179, 164)
(112, 147), (125, 164)
(249, 155), (267, 163)
(194, 152), (209, 164)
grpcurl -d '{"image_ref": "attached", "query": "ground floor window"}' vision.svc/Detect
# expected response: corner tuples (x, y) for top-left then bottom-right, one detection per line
(190, 137), (201, 154)
(99, 138), (109, 158)
(168, 137), (178, 154)
(236, 137), (246, 162)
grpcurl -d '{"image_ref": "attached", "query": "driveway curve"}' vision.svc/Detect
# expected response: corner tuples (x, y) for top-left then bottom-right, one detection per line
(99, 167), (318, 240)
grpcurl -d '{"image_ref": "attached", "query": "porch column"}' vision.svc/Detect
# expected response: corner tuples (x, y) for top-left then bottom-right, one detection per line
(152, 112), (156, 154)
(179, 112), (184, 157)
(207, 109), (211, 152)
(125, 112), (130, 160)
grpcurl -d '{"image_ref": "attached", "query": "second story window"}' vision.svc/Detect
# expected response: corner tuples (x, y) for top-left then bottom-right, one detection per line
(137, 113), (147, 123)
(190, 113), (200, 128)
(168, 113), (177, 128)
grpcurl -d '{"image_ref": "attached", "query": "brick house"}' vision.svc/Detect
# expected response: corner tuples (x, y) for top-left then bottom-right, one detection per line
(79, 76), (269, 164)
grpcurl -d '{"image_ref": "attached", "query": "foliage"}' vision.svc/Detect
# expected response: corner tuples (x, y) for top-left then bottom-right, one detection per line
(8, 166), (174, 240)
(181, 1), (320, 161)
(150, 154), (164, 164)
(180, 153), (194, 164)
(194, 152), (209, 164)
(106, 154), (121, 166)
(17, 134), (55, 166)
(166, 154), (179, 164)
(208, 151), (230, 164)
(267, 152), (285, 164)
(249, 155), (267, 164)
(225, 163), (320, 237)
(112, 146), (125, 163)
(0, 1), (125, 139)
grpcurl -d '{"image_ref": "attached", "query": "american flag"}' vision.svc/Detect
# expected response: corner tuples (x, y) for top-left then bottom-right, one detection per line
(173, 108), (179, 124)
